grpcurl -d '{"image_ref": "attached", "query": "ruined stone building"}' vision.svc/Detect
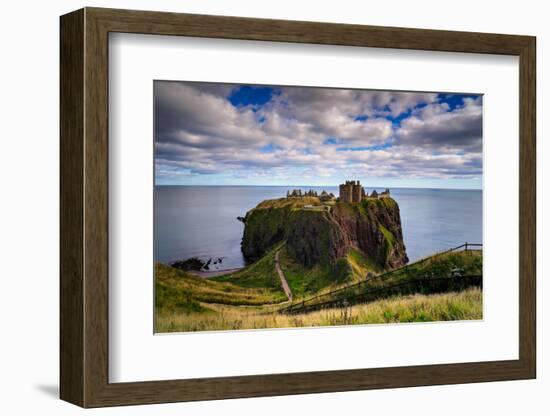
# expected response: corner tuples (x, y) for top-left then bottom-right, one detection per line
(287, 189), (303, 197)
(380, 188), (391, 198)
(339, 180), (363, 203)
(286, 188), (338, 200)
(339, 181), (391, 203)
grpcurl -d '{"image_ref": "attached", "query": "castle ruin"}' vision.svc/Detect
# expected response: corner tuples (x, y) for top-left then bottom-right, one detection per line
(287, 189), (335, 200)
(339, 180), (364, 203)
(338, 180), (390, 203)
(285, 182), (390, 204)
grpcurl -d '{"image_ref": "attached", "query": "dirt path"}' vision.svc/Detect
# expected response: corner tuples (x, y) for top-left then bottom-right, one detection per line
(275, 250), (293, 301)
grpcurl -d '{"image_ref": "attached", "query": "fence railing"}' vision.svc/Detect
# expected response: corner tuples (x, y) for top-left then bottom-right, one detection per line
(282, 274), (482, 315)
(279, 242), (482, 315)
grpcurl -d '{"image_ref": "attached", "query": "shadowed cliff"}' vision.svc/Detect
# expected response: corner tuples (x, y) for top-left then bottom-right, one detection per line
(241, 196), (408, 274)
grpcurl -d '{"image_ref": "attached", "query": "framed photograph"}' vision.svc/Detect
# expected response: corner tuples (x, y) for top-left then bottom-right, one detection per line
(60, 7), (536, 407)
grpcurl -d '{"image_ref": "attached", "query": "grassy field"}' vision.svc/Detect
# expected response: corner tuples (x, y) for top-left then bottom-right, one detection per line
(155, 248), (482, 333)
(279, 246), (347, 297)
(210, 244), (289, 296)
(212, 242), (377, 300)
(155, 287), (482, 332)
(300, 250), (483, 307)
(155, 262), (286, 312)
(277, 245), (381, 298)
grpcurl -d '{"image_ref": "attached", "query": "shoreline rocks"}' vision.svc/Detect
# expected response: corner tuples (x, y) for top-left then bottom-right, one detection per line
(171, 256), (225, 272)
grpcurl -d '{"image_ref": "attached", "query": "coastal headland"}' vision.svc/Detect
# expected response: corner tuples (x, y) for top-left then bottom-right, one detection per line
(155, 181), (482, 332)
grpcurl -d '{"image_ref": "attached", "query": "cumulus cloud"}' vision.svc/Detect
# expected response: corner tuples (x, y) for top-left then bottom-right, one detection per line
(154, 81), (482, 184)
(396, 97), (482, 152)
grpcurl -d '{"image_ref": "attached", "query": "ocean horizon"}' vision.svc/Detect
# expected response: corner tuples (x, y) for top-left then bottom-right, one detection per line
(155, 184), (482, 191)
(154, 185), (482, 270)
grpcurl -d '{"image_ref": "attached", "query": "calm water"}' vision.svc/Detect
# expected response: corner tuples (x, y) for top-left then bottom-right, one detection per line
(155, 186), (482, 269)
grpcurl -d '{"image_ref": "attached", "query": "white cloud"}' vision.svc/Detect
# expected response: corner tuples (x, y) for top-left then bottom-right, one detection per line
(154, 82), (481, 183)
(396, 96), (482, 152)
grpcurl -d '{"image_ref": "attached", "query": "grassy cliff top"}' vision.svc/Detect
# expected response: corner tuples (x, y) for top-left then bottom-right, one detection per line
(254, 196), (322, 210)
(254, 196), (397, 210)
(251, 196), (399, 217)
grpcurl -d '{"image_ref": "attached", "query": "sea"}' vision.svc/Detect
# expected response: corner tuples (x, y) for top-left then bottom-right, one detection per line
(154, 186), (482, 270)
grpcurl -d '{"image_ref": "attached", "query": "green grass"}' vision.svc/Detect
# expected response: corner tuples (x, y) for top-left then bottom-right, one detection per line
(255, 196), (322, 210)
(211, 244), (285, 296)
(155, 263), (285, 308)
(155, 287), (482, 332)
(347, 248), (383, 279)
(277, 246), (353, 298)
(378, 224), (395, 261)
(293, 249), (483, 308)
(384, 250), (483, 286)
(317, 287), (482, 326)
(155, 279), (210, 314)
(155, 241), (483, 333)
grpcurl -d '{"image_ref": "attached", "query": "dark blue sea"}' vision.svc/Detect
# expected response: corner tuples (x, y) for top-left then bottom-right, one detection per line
(154, 186), (482, 269)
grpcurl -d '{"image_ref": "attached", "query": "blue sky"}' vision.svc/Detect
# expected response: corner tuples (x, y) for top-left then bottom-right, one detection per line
(154, 82), (482, 189)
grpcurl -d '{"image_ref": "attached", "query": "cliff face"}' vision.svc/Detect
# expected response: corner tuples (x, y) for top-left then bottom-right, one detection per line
(329, 198), (408, 269)
(241, 197), (408, 270)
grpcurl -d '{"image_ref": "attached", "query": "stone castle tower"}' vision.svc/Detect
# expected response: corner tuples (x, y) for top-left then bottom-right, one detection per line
(339, 180), (363, 203)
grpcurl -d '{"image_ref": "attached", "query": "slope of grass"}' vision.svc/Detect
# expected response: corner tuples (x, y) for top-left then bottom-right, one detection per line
(155, 287), (482, 332)
(155, 279), (211, 314)
(289, 249), (483, 310)
(382, 250), (482, 286)
(379, 224), (395, 261)
(278, 246), (353, 298)
(321, 287), (482, 326)
(347, 248), (383, 279)
(211, 245), (285, 297)
(155, 263), (285, 308)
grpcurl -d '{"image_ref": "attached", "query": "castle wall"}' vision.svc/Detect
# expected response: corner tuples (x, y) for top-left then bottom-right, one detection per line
(352, 184), (362, 203)
(339, 180), (366, 203)
(339, 184), (352, 203)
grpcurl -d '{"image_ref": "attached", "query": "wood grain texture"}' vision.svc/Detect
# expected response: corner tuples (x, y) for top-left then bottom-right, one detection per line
(59, 8), (84, 407)
(518, 38), (537, 376)
(59, 7), (537, 408)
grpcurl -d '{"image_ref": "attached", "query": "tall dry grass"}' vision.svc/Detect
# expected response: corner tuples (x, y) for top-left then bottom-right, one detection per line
(155, 287), (482, 333)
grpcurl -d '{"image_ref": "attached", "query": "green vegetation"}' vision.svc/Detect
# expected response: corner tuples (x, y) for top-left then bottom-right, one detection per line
(155, 287), (482, 332)
(316, 287), (482, 326)
(155, 263), (285, 308)
(379, 224), (396, 262)
(347, 248), (383, 279)
(211, 244), (285, 296)
(240, 197), (323, 261)
(155, 192), (480, 333)
(330, 197), (408, 269)
(229, 244), (384, 301)
(289, 250), (483, 311)
(381, 250), (482, 286)
(277, 246), (349, 297)
(155, 279), (210, 314)
(243, 195), (408, 271)
(255, 196), (321, 210)
(155, 249), (482, 333)
(285, 209), (334, 266)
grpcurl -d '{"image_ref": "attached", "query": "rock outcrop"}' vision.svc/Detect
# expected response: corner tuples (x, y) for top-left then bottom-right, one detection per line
(241, 196), (408, 270)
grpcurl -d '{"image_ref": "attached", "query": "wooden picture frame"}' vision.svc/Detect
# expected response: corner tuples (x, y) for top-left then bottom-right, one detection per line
(60, 7), (536, 408)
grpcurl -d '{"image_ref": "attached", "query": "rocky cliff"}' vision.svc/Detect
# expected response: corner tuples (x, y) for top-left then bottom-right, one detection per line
(241, 196), (408, 271)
